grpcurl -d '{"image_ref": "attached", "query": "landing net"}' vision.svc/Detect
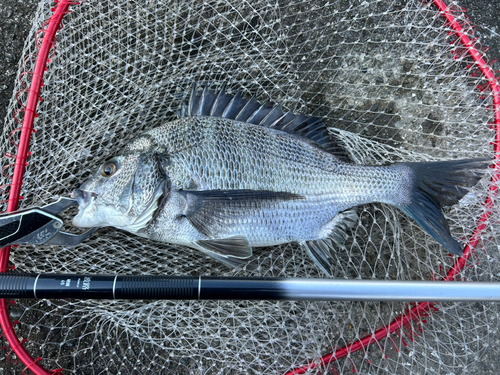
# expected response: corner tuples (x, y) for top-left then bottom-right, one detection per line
(1, 0), (499, 374)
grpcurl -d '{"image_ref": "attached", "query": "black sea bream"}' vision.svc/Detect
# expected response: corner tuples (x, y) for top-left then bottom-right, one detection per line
(72, 87), (487, 275)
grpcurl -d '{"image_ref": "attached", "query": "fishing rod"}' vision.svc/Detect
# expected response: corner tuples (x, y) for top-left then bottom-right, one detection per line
(0, 273), (500, 301)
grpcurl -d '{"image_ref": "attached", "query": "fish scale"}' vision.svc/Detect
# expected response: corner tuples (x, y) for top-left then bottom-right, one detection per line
(147, 117), (397, 200)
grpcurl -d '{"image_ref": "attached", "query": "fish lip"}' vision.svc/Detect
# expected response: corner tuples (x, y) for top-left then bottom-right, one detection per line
(71, 189), (99, 228)
(71, 189), (97, 209)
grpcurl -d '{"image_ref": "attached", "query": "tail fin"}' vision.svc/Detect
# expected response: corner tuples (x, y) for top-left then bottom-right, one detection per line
(397, 159), (489, 255)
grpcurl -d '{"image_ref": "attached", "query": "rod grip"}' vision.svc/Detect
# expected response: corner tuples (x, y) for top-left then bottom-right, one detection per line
(0, 274), (34, 298)
(0, 274), (200, 299)
(115, 276), (198, 299)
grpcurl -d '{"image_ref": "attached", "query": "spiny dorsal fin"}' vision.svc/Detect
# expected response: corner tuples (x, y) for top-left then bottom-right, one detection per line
(178, 84), (350, 161)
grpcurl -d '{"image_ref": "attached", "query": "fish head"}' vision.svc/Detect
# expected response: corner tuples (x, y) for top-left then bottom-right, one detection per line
(72, 137), (167, 232)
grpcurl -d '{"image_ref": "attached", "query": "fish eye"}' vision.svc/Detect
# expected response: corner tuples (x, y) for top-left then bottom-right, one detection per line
(101, 162), (117, 177)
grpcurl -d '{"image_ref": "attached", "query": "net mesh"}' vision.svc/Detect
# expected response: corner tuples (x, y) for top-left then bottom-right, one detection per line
(1, 0), (499, 373)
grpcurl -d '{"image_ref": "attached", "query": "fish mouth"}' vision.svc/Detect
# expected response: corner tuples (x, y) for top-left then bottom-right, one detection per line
(71, 189), (99, 228)
(71, 189), (97, 210)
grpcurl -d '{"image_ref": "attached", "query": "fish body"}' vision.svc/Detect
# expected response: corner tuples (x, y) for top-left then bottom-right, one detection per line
(139, 117), (405, 245)
(72, 87), (486, 275)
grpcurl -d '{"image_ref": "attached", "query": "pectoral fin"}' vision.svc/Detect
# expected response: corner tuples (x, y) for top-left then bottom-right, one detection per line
(180, 189), (304, 237)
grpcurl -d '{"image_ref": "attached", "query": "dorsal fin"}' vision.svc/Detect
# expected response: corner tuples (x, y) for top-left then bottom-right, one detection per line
(178, 84), (350, 161)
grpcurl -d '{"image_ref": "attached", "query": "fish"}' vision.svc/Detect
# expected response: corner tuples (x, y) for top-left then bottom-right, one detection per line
(71, 85), (488, 276)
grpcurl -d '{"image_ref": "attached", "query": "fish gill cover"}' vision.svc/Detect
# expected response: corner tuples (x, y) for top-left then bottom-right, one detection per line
(0, 0), (498, 374)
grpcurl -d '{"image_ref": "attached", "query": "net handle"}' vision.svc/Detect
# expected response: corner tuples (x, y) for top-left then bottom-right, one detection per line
(0, 2), (75, 374)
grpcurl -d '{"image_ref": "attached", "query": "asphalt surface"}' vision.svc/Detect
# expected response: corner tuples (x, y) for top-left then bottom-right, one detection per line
(0, 1), (499, 374)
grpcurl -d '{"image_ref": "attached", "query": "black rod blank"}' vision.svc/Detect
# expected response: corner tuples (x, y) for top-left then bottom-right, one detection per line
(1, 273), (500, 302)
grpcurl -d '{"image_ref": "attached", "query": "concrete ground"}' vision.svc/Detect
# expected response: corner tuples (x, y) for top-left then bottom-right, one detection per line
(0, 0), (499, 374)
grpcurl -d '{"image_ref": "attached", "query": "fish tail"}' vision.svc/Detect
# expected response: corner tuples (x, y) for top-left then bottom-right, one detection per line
(396, 158), (489, 255)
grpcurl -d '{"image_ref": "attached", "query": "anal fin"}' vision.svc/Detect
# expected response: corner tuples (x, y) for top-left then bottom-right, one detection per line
(300, 209), (358, 276)
(325, 209), (358, 247)
(300, 239), (335, 276)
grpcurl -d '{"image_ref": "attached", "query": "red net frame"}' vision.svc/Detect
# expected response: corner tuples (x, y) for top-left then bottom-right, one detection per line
(0, 0), (498, 374)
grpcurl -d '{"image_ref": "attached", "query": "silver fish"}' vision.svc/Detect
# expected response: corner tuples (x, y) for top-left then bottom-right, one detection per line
(72, 86), (487, 275)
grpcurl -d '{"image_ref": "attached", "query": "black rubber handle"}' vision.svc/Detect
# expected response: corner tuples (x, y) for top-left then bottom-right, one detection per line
(0, 274), (283, 300)
(0, 274), (200, 299)
(0, 274), (34, 298)
(115, 276), (198, 299)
